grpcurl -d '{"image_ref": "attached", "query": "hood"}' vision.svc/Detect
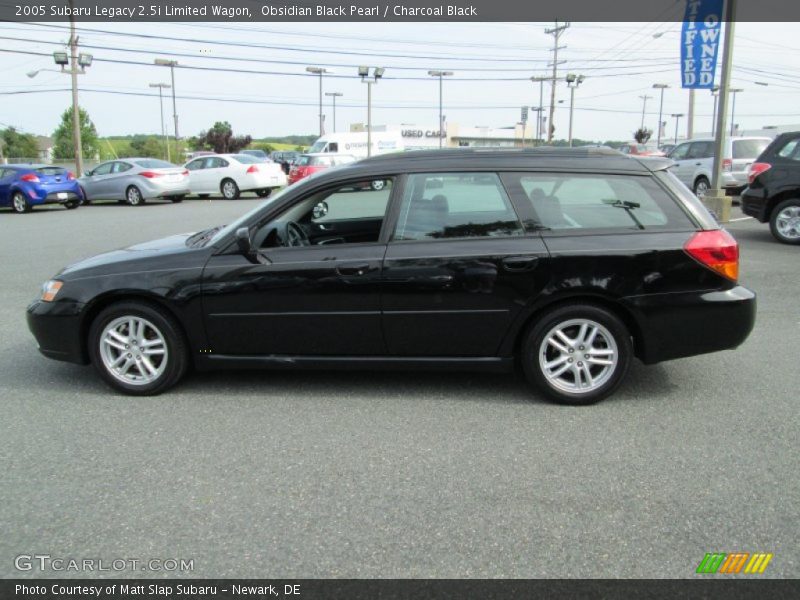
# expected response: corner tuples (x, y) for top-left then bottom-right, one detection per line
(59, 232), (198, 278)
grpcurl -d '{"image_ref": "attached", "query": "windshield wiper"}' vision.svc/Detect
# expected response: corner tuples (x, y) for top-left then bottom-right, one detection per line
(603, 199), (644, 230)
(186, 226), (223, 247)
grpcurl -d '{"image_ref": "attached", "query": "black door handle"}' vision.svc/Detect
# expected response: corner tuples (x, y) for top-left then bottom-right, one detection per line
(695, 162), (702, 166)
(336, 263), (371, 276)
(502, 256), (539, 271)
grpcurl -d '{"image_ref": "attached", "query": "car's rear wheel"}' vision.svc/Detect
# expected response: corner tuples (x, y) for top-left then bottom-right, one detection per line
(126, 185), (144, 206)
(64, 200), (79, 209)
(169, 195), (185, 203)
(521, 303), (632, 405)
(693, 176), (710, 198)
(256, 188), (272, 198)
(88, 301), (189, 395)
(221, 179), (240, 200)
(769, 198), (800, 244)
(11, 191), (31, 213)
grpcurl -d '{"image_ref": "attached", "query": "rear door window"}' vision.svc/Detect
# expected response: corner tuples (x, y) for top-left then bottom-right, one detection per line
(688, 142), (714, 159)
(733, 139), (770, 159)
(393, 173), (524, 241)
(502, 173), (694, 232)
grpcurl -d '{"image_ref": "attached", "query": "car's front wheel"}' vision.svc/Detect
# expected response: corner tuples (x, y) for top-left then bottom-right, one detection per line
(169, 195), (185, 203)
(126, 185), (145, 206)
(521, 303), (632, 405)
(11, 191), (31, 213)
(64, 200), (79, 209)
(88, 301), (189, 395)
(221, 179), (240, 200)
(769, 198), (800, 244)
(256, 188), (272, 198)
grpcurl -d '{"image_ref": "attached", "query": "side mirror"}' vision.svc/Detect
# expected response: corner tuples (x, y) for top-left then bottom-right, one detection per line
(83, 170), (92, 177)
(235, 227), (271, 265)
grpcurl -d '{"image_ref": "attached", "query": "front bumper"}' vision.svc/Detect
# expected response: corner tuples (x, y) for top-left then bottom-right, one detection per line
(26, 299), (88, 364)
(622, 285), (756, 364)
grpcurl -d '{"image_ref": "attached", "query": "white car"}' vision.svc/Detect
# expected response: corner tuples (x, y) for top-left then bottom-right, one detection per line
(184, 153), (287, 199)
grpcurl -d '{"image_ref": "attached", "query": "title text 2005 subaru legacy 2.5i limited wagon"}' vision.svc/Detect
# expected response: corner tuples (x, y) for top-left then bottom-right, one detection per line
(27, 148), (756, 405)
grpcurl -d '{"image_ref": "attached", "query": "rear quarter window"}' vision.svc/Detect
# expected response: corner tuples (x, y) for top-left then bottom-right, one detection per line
(502, 172), (695, 233)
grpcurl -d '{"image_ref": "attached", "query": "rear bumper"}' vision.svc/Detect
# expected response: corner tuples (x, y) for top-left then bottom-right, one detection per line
(622, 286), (756, 364)
(740, 188), (770, 222)
(24, 184), (83, 205)
(26, 299), (88, 365)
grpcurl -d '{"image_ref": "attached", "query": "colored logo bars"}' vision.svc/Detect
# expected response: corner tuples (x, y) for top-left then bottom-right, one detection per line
(696, 552), (774, 574)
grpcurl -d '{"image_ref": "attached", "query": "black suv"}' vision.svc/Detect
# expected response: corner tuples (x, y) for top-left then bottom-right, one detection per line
(27, 148), (756, 404)
(742, 131), (800, 244)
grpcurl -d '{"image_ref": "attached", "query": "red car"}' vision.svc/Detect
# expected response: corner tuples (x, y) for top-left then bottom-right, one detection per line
(618, 143), (665, 157)
(287, 153), (356, 185)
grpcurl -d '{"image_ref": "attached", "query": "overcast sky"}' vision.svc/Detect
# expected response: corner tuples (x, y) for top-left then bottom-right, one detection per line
(2, 20), (800, 142)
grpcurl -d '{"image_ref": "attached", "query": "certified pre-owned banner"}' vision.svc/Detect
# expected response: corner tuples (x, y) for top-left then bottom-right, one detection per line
(681, 0), (724, 89)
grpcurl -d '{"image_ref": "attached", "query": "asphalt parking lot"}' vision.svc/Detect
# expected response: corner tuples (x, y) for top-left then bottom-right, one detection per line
(0, 198), (797, 579)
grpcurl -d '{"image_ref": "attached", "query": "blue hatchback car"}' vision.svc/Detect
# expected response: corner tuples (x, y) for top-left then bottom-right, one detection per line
(0, 164), (83, 213)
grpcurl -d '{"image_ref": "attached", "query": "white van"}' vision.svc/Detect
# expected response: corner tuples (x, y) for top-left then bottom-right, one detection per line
(308, 132), (403, 158)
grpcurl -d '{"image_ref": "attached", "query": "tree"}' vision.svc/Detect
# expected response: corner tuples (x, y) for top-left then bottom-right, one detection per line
(193, 121), (251, 154)
(0, 127), (39, 159)
(53, 106), (100, 159)
(633, 127), (652, 144)
(127, 135), (166, 158)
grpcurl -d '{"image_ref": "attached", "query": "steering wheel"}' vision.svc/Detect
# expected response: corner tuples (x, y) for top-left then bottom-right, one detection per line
(285, 221), (310, 247)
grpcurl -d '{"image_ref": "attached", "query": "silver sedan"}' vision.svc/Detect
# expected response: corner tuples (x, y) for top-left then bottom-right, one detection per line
(80, 158), (191, 206)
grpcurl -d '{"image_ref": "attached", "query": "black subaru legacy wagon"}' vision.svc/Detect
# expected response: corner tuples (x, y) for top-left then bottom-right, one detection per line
(27, 148), (756, 404)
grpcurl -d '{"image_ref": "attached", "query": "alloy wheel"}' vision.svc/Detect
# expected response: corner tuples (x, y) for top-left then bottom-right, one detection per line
(127, 187), (142, 205)
(12, 193), (28, 213)
(775, 205), (800, 240)
(538, 318), (618, 395)
(98, 316), (168, 386)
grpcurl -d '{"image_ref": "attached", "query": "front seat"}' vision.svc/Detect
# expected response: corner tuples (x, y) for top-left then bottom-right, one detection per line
(529, 187), (567, 228)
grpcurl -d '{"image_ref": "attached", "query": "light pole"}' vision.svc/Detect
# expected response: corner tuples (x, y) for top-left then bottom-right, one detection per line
(358, 67), (385, 157)
(306, 66), (329, 137)
(531, 76), (548, 145)
(428, 70), (454, 148)
(566, 73), (584, 147)
(729, 88), (744, 136)
(149, 83), (171, 161)
(671, 113), (684, 144)
(154, 59), (180, 158)
(324, 92), (343, 133)
(639, 94), (653, 130)
(710, 86), (720, 136)
(652, 84), (669, 148)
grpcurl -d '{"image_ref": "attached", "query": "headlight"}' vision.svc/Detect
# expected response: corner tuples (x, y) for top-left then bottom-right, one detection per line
(41, 280), (64, 302)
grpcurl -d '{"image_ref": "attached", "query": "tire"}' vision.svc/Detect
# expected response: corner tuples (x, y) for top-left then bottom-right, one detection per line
(256, 188), (272, 198)
(169, 195), (185, 203)
(126, 185), (145, 206)
(198, 194), (210, 199)
(79, 187), (90, 205)
(11, 191), (31, 213)
(221, 179), (240, 200)
(769, 198), (800, 245)
(520, 303), (632, 405)
(64, 200), (79, 210)
(693, 176), (710, 198)
(370, 180), (386, 191)
(88, 301), (189, 395)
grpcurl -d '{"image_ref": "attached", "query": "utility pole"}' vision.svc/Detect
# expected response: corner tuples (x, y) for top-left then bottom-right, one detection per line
(544, 21), (569, 142)
(639, 94), (653, 130)
(149, 83), (171, 161)
(729, 88), (743, 136)
(359, 67), (385, 157)
(68, 1), (83, 176)
(325, 92), (343, 133)
(306, 67), (329, 137)
(711, 86), (720, 136)
(530, 76), (547, 145)
(653, 84), (669, 148)
(671, 113), (684, 144)
(428, 71), (454, 148)
(155, 59), (180, 158)
(566, 74), (584, 147)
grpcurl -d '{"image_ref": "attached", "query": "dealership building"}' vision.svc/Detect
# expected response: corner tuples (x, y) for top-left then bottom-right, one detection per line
(348, 122), (540, 149)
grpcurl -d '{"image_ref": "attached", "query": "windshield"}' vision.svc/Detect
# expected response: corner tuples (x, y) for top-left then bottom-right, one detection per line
(207, 186), (293, 246)
(133, 159), (177, 169)
(308, 141), (326, 153)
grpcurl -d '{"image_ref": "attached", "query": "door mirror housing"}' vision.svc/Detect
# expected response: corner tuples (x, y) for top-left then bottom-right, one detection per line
(235, 227), (271, 265)
(83, 170), (93, 177)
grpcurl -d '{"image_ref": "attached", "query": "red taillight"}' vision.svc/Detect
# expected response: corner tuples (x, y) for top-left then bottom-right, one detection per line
(722, 158), (732, 172)
(181, 169), (189, 176)
(67, 171), (75, 180)
(138, 171), (163, 178)
(20, 173), (40, 183)
(246, 165), (259, 174)
(748, 162), (771, 184)
(684, 229), (739, 282)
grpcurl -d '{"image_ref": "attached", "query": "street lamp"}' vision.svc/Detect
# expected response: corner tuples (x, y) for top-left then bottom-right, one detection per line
(306, 66), (330, 137)
(530, 76), (549, 145)
(639, 94), (653, 130)
(428, 70), (454, 148)
(154, 59), (180, 156)
(324, 92), (343, 133)
(729, 88), (744, 136)
(652, 84), (669, 148)
(149, 83), (171, 161)
(358, 67), (385, 157)
(566, 73), (584, 147)
(710, 86), (720, 136)
(671, 113), (684, 144)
